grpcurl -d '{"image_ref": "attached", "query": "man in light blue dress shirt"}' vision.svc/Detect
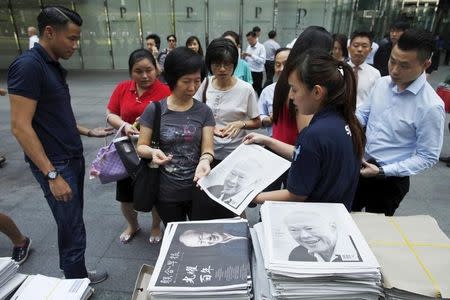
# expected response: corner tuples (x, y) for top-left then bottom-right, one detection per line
(352, 29), (445, 216)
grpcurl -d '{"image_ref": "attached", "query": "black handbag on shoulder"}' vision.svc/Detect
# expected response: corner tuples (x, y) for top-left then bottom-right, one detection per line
(132, 102), (161, 213)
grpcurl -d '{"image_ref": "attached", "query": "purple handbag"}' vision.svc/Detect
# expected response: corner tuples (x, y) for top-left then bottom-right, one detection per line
(90, 123), (129, 184)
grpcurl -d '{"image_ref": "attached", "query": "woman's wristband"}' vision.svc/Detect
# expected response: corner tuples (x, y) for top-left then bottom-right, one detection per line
(201, 152), (214, 160)
(241, 121), (246, 129)
(200, 152), (214, 164)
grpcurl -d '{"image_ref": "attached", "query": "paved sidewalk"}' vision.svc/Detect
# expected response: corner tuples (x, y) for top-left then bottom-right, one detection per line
(0, 67), (449, 299)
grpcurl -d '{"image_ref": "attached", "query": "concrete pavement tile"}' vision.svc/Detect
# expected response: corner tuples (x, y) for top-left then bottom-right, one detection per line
(91, 257), (154, 293)
(103, 230), (162, 262)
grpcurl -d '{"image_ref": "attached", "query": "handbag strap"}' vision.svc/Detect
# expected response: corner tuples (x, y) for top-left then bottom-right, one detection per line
(202, 77), (209, 103)
(108, 122), (128, 147)
(151, 101), (162, 147)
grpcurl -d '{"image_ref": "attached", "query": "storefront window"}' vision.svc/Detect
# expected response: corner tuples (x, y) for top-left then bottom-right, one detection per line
(208, 0), (241, 45)
(76, 0), (112, 69)
(174, 0), (206, 52)
(141, 0), (173, 52)
(242, 0), (274, 44)
(0, 2), (18, 69)
(0, 0), (447, 70)
(107, 0), (141, 69)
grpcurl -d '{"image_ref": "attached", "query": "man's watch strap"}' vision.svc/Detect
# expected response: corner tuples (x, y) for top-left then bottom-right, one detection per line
(45, 170), (59, 180)
(377, 167), (386, 179)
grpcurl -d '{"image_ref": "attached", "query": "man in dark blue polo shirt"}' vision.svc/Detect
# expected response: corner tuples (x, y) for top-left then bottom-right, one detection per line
(7, 6), (111, 283)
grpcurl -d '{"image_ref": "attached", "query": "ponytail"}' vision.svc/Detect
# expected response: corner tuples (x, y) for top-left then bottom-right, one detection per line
(340, 62), (365, 159)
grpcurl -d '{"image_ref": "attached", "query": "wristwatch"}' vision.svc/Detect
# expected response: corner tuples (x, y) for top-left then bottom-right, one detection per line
(45, 170), (59, 180)
(377, 167), (386, 179)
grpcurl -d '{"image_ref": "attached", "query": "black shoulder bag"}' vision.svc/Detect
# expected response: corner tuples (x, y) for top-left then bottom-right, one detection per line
(133, 101), (161, 213)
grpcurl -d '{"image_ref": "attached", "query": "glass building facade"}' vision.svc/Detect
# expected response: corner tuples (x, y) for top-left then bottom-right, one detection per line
(0, 0), (448, 70)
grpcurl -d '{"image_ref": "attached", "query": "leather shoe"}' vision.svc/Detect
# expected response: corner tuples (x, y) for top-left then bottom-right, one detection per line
(0, 155), (5, 166)
(447, 162), (450, 168)
(439, 156), (450, 163)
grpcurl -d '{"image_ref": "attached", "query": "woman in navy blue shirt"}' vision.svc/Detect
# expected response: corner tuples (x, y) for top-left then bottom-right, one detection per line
(244, 49), (365, 211)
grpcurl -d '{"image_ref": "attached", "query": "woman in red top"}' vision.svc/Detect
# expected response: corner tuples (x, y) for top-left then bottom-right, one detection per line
(106, 49), (170, 244)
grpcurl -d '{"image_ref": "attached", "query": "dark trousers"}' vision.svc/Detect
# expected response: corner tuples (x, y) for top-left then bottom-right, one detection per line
(264, 60), (275, 87)
(30, 157), (88, 279)
(352, 175), (410, 216)
(156, 198), (192, 227)
(251, 71), (263, 96)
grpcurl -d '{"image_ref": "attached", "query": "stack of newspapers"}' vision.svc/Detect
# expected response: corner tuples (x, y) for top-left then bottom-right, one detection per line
(10, 274), (92, 300)
(0, 258), (26, 299)
(148, 218), (252, 300)
(251, 202), (383, 300)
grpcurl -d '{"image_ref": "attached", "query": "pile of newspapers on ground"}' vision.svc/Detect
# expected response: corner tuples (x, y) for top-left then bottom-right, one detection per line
(251, 202), (383, 300)
(148, 218), (252, 300)
(0, 257), (26, 299)
(0, 257), (92, 300)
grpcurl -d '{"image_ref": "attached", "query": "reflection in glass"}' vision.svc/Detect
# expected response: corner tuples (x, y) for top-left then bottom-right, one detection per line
(108, 0), (141, 69)
(141, 0), (173, 52)
(77, 0), (112, 69)
(0, 2), (18, 69)
(208, 0), (240, 45)
(9, 0), (41, 52)
(174, 0), (206, 53)
(242, 0), (274, 44)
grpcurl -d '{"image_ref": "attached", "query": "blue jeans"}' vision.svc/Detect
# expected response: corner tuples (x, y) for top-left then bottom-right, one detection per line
(30, 157), (88, 279)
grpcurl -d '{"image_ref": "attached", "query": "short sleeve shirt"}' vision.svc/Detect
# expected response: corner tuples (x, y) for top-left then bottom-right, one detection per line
(194, 76), (260, 160)
(140, 99), (215, 195)
(7, 43), (83, 161)
(287, 107), (360, 211)
(107, 79), (170, 124)
(234, 59), (253, 84)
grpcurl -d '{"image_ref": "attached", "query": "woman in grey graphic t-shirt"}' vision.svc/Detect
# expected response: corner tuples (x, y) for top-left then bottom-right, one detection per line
(137, 47), (215, 225)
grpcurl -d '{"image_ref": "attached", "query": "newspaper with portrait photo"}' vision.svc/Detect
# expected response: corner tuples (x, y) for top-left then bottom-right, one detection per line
(261, 202), (379, 269)
(147, 218), (252, 300)
(198, 144), (291, 215)
(251, 202), (383, 299)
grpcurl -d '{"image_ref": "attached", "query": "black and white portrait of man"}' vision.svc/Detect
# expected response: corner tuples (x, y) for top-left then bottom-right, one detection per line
(179, 229), (248, 248)
(206, 158), (262, 208)
(284, 211), (361, 262)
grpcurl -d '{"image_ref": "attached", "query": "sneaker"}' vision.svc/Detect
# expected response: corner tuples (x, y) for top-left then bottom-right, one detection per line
(87, 269), (108, 284)
(12, 237), (31, 265)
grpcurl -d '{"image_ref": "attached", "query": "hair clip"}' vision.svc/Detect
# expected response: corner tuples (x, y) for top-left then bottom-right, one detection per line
(337, 65), (344, 76)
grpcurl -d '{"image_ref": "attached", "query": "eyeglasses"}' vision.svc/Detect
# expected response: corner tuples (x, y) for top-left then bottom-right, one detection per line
(211, 62), (233, 69)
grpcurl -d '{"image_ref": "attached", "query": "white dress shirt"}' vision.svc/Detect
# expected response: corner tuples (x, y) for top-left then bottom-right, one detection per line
(348, 61), (381, 107)
(356, 73), (445, 177)
(245, 42), (266, 72)
(258, 82), (276, 136)
(365, 42), (379, 65)
(263, 39), (280, 61)
(29, 35), (39, 49)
